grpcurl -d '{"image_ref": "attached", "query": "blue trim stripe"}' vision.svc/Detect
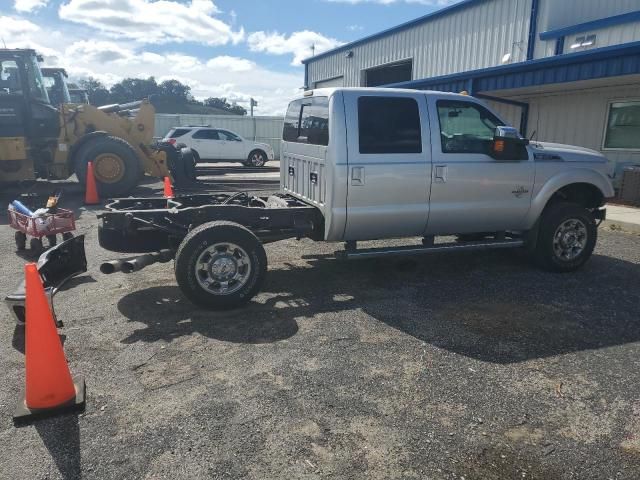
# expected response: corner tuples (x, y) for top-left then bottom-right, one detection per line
(385, 41), (640, 93)
(302, 0), (488, 64)
(539, 10), (640, 41)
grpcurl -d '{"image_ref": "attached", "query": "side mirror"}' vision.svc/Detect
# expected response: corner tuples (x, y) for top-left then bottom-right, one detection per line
(491, 126), (529, 160)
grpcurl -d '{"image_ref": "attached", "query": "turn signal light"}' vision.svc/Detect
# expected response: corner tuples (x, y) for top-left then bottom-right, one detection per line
(493, 140), (505, 153)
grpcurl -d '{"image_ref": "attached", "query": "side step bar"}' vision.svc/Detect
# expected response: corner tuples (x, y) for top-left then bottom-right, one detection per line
(335, 239), (525, 260)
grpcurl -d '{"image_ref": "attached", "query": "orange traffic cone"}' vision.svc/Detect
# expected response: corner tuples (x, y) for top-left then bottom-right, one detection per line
(163, 176), (174, 199)
(14, 263), (85, 424)
(85, 161), (100, 205)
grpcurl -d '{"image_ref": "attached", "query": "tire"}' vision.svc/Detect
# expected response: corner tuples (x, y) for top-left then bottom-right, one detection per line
(191, 149), (201, 164)
(15, 231), (27, 251)
(75, 136), (142, 197)
(30, 238), (44, 257)
(534, 202), (597, 272)
(46, 234), (57, 247)
(171, 147), (197, 186)
(175, 221), (267, 309)
(246, 150), (267, 168)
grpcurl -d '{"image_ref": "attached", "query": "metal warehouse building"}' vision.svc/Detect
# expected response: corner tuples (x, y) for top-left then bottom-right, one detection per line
(303, 0), (640, 183)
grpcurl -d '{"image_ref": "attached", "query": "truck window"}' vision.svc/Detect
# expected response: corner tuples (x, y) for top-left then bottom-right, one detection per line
(358, 96), (422, 154)
(283, 97), (329, 146)
(437, 100), (504, 155)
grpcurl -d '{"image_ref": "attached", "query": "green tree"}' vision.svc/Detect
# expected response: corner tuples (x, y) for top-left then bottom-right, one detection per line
(78, 77), (111, 106)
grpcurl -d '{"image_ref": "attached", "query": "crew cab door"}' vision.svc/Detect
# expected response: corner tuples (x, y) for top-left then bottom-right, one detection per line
(343, 92), (432, 240)
(425, 97), (534, 235)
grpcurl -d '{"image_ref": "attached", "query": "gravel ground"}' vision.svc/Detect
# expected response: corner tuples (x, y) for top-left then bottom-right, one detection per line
(1, 164), (640, 479)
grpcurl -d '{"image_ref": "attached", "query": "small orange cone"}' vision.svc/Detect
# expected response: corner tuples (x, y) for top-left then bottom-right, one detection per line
(163, 176), (174, 198)
(85, 161), (100, 205)
(14, 263), (85, 424)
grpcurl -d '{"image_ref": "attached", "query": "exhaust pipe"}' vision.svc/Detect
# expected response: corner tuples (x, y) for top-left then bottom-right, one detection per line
(100, 250), (174, 275)
(100, 259), (127, 275)
(121, 250), (174, 274)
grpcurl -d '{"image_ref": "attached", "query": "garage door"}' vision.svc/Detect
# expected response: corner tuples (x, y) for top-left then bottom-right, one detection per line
(314, 76), (344, 88)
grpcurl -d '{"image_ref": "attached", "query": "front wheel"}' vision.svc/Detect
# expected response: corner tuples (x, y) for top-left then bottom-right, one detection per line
(246, 150), (267, 167)
(175, 221), (267, 309)
(534, 203), (597, 272)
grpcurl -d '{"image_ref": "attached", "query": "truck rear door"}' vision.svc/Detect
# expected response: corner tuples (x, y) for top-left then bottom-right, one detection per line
(343, 91), (432, 240)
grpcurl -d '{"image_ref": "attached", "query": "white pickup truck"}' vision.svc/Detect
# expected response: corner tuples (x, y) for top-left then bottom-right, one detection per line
(92, 88), (614, 310)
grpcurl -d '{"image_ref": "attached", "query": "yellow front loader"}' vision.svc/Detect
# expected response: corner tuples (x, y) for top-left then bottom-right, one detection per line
(0, 49), (193, 196)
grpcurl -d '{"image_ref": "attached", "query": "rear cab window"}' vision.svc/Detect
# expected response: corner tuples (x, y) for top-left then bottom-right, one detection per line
(168, 128), (191, 138)
(358, 96), (422, 154)
(283, 96), (329, 146)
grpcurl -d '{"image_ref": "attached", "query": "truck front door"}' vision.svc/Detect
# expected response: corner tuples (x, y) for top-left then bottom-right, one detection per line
(344, 92), (432, 240)
(425, 98), (534, 235)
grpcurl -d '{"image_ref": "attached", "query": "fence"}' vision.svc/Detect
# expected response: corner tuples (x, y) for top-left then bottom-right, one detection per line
(155, 114), (285, 159)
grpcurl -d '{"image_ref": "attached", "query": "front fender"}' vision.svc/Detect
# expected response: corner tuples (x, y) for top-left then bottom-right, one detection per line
(525, 168), (614, 228)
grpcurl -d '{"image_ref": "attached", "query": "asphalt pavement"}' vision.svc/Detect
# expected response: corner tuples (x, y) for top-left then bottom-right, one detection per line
(1, 162), (639, 479)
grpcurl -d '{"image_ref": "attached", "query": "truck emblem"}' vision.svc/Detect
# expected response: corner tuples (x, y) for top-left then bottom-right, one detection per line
(512, 186), (529, 198)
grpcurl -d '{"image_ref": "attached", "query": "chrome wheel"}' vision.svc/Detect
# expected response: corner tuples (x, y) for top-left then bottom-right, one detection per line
(553, 218), (588, 261)
(195, 243), (252, 295)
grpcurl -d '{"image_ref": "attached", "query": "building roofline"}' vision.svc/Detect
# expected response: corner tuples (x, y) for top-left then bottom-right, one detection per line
(385, 41), (640, 88)
(302, 0), (488, 64)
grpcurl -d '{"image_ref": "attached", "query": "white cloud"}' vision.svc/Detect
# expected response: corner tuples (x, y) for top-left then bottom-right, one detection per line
(0, 15), (39, 35)
(247, 30), (343, 65)
(58, 0), (245, 46)
(347, 24), (364, 31)
(14, 0), (48, 12)
(206, 56), (255, 72)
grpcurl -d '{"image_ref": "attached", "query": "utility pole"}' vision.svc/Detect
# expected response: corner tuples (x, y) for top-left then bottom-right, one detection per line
(250, 98), (258, 140)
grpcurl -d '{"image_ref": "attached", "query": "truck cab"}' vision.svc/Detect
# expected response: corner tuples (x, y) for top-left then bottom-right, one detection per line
(281, 88), (613, 243)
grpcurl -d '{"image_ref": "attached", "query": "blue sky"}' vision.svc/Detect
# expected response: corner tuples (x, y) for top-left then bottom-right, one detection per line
(1, 0), (458, 113)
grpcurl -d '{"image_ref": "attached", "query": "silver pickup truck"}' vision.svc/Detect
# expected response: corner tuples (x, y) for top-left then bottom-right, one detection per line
(68, 88), (613, 312)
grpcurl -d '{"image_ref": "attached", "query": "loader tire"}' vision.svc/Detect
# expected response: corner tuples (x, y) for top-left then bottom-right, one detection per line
(75, 136), (141, 198)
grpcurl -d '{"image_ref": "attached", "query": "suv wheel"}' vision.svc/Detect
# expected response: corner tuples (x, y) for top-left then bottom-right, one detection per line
(246, 150), (267, 167)
(534, 202), (597, 272)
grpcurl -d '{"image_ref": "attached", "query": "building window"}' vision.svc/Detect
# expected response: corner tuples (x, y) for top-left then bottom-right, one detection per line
(364, 60), (412, 87)
(570, 34), (596, 50)
(358, 96), (422, 154)
(604, 101), (640, 150)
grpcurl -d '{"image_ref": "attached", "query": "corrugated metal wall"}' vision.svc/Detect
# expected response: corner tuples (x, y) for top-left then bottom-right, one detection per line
(307, 0), (532, 87)
(534, 0), (640, 59)
(155, 114), (284, 159)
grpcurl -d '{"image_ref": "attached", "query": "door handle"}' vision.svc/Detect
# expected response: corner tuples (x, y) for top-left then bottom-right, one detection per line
(351, 166), (365, 186)
(434, 165), (447, 183)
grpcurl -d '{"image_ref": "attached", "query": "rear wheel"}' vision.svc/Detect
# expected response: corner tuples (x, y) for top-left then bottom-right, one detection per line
(75, 136), (141, 197)
(175, 221), (267, 309)
(246, 150), (267, 167)
(534, 202), (597, 272)
(15, 231), (26, 251)
(30, 237), (44, 257)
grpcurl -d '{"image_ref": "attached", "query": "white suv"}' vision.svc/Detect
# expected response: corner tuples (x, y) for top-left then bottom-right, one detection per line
(163, 126), (275, 167)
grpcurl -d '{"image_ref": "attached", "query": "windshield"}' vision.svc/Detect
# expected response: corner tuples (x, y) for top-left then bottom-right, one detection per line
(44, 71), (71, 104)
(25, 55), (49, 103)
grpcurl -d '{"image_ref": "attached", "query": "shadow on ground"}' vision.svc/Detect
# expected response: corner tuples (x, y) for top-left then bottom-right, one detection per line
(34, 414), (81, 480)
(116, 248), (640, 364)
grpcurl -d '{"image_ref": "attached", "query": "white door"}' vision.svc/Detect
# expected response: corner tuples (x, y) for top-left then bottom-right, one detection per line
(191, 129), (219, 160)
(216, 130), (244, 160)
(426, 97), (535, 235)
(343, 91), (432, 240)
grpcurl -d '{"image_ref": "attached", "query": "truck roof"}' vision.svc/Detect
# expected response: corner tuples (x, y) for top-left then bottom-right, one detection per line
(301, 87), (473, 100)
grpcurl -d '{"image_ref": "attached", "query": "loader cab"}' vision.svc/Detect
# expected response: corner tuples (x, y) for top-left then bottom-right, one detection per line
(69, 88), (89, 104)
(0, 49), (59, 143)
(41, 67), (72, 106)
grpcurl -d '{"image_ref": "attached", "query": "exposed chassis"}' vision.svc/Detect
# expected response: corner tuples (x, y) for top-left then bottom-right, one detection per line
(98, 192), (325, 254)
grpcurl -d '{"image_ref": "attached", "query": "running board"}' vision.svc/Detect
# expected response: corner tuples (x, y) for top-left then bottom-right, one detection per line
(335, 239), (525, 260)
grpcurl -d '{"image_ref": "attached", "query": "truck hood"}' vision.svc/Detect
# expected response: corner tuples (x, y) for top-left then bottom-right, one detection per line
(529, 141), (606, 163)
